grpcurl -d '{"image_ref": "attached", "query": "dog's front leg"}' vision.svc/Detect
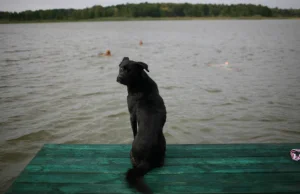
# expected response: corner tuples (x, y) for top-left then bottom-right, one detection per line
(130, 116), (137, 138)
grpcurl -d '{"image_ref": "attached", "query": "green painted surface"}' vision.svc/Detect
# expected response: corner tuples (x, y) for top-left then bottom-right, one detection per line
(5, 144), (300, 194)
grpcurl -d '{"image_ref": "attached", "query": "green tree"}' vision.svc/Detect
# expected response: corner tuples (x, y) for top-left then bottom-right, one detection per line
(1, 3), (299, 22)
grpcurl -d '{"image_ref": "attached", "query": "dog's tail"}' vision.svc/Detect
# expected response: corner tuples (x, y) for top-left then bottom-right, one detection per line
(126, 161), (153, 194)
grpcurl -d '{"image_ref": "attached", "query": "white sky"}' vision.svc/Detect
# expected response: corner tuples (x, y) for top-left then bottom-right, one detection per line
(1, 0), (300, 12)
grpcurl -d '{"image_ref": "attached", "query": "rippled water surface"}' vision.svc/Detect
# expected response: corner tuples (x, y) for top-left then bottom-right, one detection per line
(1, 20), (300, 192)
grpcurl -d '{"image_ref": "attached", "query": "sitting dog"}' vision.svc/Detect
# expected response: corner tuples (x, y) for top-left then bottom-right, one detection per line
(117, 57), (167, 194)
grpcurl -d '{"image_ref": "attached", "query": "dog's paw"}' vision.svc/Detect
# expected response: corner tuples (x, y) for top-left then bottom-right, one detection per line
(126, 168), (138, 185)
(159, 160), (165, 167)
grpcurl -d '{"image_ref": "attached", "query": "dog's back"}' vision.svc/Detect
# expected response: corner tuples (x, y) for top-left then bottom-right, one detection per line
(130, 74), (166, 166)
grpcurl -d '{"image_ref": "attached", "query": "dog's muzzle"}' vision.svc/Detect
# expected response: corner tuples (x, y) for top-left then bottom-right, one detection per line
(116, 76), (122, 83)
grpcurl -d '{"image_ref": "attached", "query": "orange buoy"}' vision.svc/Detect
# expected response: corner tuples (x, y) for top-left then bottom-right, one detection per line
(139, 40), (143, 46)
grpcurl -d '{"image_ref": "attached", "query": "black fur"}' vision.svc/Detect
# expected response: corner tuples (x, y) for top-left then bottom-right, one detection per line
(117, 57), (167, 194)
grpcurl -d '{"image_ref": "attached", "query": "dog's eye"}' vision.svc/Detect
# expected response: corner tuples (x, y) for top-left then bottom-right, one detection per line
(121, 67), (130, 72)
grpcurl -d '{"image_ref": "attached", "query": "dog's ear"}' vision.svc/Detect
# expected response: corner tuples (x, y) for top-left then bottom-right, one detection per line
(122, 57), (129, 61)
(136, 62), (149, 72)
(119, 57), (129, 66)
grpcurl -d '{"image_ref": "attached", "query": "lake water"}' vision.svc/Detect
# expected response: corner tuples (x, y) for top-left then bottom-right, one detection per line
(0, 20), (300, 193)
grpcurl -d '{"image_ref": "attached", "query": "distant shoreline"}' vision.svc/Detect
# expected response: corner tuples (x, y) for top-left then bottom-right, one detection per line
(1, 16), (299, 24)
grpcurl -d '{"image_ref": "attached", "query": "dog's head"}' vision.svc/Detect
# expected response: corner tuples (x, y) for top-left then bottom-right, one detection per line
(116, 57), (149, 86)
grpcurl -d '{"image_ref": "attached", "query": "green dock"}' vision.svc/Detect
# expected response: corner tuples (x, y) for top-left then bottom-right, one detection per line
(5, 143), (300, 194)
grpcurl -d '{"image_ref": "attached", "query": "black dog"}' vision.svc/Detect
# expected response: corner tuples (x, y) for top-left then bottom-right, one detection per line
(117, 57), (167, 194)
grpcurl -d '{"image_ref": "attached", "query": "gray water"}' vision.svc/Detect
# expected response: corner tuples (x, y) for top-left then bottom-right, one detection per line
(0, 20), (300, 193)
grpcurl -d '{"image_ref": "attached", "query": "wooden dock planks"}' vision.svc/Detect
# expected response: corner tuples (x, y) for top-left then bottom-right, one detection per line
(5, 143), (300, 194)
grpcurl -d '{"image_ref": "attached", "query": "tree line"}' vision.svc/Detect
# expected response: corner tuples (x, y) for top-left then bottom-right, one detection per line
(1, 3), (300, 22)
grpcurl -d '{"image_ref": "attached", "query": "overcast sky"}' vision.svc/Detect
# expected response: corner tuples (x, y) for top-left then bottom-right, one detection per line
(1, 0), (300, 12)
